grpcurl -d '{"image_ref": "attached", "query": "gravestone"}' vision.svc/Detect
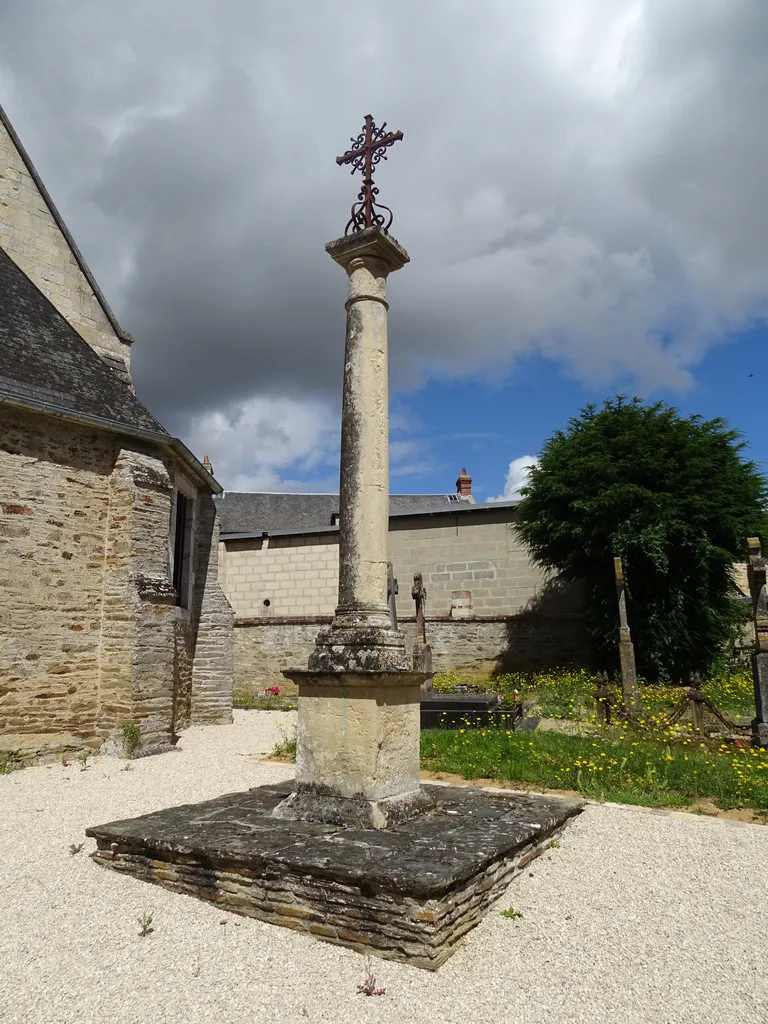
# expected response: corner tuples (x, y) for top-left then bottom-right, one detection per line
(411, 571), (433, 689)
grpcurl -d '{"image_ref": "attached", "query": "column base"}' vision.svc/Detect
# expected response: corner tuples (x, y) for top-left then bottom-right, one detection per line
(279, 669), (430, 828)
(273, 783), (434, 830)
(308, 625), (410, 672)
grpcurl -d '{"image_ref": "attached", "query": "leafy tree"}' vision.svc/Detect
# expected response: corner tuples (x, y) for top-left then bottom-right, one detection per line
(515, 396), (768, 681)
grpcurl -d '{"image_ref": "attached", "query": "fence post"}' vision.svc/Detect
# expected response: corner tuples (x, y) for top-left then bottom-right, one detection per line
(614, 556), (642, 716)
(688, 672), (705, 738)
(747, 538), (768, 747)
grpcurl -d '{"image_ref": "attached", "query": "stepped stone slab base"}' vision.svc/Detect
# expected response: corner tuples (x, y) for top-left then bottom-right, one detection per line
(86, 782), (582, 969)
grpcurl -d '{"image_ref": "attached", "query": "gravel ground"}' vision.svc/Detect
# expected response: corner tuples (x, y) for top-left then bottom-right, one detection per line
(1, 710), (766, 1024)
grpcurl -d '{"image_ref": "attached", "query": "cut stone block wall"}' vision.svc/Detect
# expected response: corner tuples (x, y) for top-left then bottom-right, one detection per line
(221, 534), (339, 617)
(220, 507), (568, 622)
(0, 114), (132, 382)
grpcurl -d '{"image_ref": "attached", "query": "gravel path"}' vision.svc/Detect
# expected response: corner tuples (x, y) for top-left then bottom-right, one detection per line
(1, 711), (766, 1024)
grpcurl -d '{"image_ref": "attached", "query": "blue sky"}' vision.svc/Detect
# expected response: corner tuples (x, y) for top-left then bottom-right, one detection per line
(388, 323), (767, 501)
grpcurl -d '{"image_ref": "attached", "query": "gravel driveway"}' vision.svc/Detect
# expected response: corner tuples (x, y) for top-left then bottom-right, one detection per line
(1, 711), (766, 1024)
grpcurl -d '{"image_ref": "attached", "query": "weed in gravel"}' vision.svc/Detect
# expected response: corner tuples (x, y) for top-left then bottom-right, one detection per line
(137, 912), (154, 937)
(357, 957), (385, 996)
(0, 750), (22, 775)
(233, 687), (298, 712)
(550, 839), (561, 848)
(122, 723), (141, 757)
(78, 752), (90, 772)
(271, 721), (297, 759)
(122, 762), (133, 772)
(500, 907), (523, 920)
(69, 843), (84, 856)
(0, 749), (21, 770)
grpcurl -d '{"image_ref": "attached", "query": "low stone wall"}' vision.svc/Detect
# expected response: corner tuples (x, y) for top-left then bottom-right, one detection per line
(234, 613), (586, 696)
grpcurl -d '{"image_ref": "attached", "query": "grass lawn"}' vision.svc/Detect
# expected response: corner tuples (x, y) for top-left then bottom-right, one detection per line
(262, 667), (766, 814)
(421, 726), (768, 812)
(434, 667), (755, 724)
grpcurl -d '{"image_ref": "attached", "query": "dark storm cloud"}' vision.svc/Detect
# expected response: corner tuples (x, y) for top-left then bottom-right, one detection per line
(2, 0), (767, 486)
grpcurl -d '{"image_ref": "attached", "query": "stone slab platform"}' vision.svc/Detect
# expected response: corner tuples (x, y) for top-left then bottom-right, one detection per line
(86, 783), (583, 969)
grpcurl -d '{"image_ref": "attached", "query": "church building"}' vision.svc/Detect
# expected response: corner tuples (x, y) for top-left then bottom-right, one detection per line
(0, 104), (233, 764)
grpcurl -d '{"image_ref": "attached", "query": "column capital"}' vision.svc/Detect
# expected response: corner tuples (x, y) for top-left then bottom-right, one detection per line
(325, 226), (409, 274)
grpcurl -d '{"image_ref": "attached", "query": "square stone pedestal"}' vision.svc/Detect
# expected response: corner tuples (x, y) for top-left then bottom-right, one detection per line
(86, 782), (582, 969)
(275, 669), (431, 829)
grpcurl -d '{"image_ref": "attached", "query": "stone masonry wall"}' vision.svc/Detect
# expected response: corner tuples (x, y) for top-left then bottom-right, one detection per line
(0, 408), (114, 760)
(389, 510), (557, 617)
(223, 507), (584, 694)
(98, 449), (178, 756)
(234, 614), (586, 696)
(0, 407), (233, 763)
(190, 494), (234, 725)
(0, 115), (132, 381)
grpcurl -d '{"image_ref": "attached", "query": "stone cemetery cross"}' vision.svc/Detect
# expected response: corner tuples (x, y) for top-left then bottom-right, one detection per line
(411, 571), (433, 688)
(613, 556), (641, 714)
(276, 116), (432, 828)
(747, 537), (768, 747)
(387, 562), (399, 630)
(412, 572), (428, 644)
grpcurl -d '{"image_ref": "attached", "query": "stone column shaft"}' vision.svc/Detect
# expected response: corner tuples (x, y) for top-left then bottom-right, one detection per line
(308, 228), (411, 674)
(277, 228), (431, 828)
(335, 256), (390, 627)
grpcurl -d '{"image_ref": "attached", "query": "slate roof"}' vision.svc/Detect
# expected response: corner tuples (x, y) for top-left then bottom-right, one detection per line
(217, 491), (517, 538)
(0, 246), (168, 436)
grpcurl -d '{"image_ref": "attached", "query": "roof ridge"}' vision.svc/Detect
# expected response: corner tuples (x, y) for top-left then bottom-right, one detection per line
(219, 491), (455, 498)
(0, 102), (127, 343)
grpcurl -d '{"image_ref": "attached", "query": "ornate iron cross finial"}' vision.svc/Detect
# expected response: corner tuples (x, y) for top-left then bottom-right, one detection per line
(336, 114), (403, 236)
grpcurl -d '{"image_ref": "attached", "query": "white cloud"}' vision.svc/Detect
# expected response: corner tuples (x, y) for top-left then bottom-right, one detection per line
(488, 456), (539, 503)
(183, 395), (339, 492)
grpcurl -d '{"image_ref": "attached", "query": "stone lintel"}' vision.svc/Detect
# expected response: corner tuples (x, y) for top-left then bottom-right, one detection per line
(325, 226), (409, 274)
(86, 783), (584, 969)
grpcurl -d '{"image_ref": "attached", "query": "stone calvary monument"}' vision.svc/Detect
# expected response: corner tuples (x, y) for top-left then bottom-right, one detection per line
(274, 115), (431, 829)
(86, 116), (581, 968)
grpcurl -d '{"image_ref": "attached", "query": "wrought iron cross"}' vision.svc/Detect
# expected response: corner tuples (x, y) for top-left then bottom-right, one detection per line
(336, 114), (403, 236)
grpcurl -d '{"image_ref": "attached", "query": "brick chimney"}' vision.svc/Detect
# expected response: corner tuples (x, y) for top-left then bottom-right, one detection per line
(203, 455), (214, 475)
(456, 467), (473, 501)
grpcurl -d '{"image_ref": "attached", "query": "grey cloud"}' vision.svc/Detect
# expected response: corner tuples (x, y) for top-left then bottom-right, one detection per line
(1, 0), (767, 480)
